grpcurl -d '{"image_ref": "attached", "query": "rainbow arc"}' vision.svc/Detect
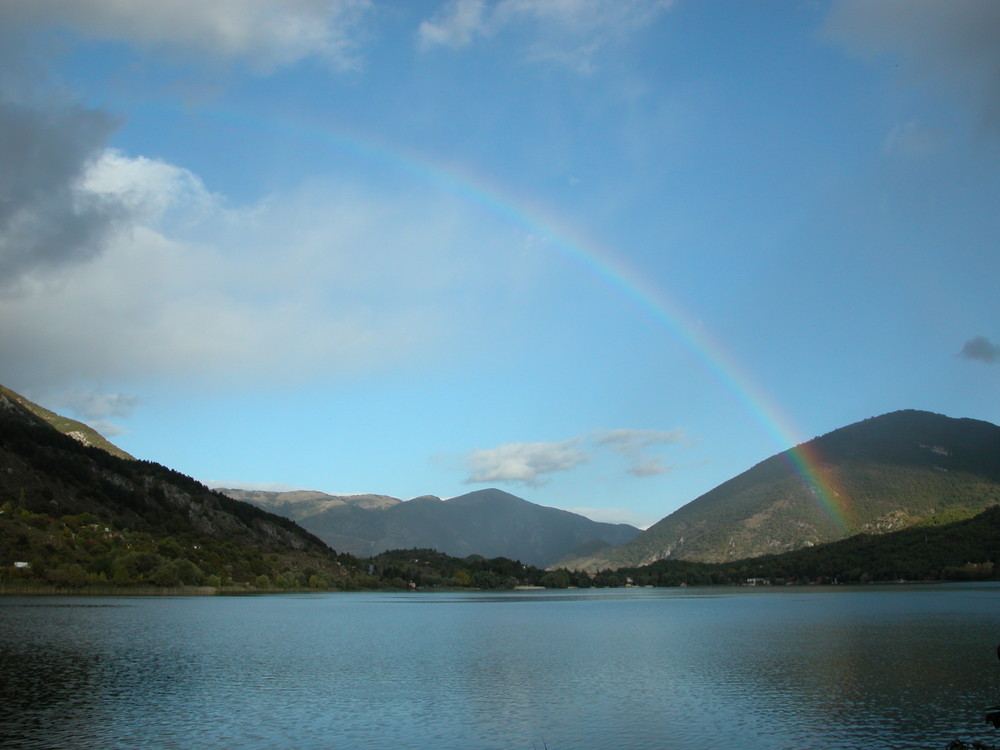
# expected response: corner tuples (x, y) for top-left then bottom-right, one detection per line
(236, 112), (854, 533)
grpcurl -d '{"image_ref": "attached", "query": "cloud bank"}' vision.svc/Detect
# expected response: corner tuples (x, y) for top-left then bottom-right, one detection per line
(4, 0), (373, 71)
(0, 144), (520, 389)
(0, 5), (533, 394)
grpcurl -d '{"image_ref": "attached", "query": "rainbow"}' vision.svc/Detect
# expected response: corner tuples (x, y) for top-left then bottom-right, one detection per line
(229, 112), (854, 534)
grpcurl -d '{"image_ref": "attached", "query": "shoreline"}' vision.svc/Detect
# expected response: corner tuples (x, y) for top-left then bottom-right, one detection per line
(0, 578), (968, 596)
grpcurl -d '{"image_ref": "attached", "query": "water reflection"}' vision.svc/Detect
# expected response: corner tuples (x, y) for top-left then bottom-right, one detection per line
(0, 586), (998, 749)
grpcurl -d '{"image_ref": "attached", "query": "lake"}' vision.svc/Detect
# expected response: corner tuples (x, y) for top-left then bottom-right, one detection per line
(1, 583), (999, 749)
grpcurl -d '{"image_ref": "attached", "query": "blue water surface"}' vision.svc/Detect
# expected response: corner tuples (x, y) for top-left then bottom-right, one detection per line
(1, 583), (999, 749)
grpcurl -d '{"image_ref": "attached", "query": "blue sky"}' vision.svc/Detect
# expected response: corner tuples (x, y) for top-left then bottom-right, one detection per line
(2, 1), (998, 529)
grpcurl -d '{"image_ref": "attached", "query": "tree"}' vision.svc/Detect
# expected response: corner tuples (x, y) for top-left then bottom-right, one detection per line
(540, 570), (570, 589)
(47, 563), (88, 588)
(173, 559), (204, 586)
(112, 565), (131, 586)
(151, 564), (180, 587)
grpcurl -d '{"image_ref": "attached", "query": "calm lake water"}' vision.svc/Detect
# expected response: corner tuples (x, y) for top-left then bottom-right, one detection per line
(1, 584), (999, 749)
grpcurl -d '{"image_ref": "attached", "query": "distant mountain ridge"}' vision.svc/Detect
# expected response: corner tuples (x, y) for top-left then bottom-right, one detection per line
(221, 487), (641, 568)
(559, 410), (1000, 571)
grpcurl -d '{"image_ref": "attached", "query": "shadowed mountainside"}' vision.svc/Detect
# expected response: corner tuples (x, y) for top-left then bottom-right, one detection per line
(0, 385), (363, 589)
(222, 487), (641, 568)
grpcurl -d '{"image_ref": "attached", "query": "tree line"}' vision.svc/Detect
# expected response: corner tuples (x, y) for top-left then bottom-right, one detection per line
(5, 500), (999, 593)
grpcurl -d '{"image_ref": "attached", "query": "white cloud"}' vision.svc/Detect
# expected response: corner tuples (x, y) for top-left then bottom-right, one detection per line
(462, 427), (686, 486)
(81, 150), (221, 225)
(565, 506), (654, 529)
(496, 0), (672, 47)
(593, 427), (684, 452)
(419, 0), (674, 72)
(87, 420), (129, 438)
(3, 0), (373, 72)
(464, 440), (589, 486)
(53, 389), (140, 421)
(418, 0), (488, 50)
(593, 427), (684, 477)
(40, 388), (140, 438)
(626, 456), (673, 478)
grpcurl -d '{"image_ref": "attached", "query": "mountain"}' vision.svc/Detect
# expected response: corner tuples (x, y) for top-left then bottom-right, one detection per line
(617, 504), (1000, 587)
(0, 384), (133, 460)
(222, 487), (642, 568)
(219, 489), (405, 557)
(0, 384), (362, 589)
(559, 410), (1000, 571)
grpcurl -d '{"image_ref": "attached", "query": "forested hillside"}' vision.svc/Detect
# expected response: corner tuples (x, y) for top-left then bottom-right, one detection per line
(612, 504), (1000, 587)
(0, 386), (367, 590)
(0, 385), (133, 460)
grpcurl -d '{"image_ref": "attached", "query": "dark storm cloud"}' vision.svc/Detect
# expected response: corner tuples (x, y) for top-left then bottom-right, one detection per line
(0, 97), (123, 284)
(959, 336), (1000, 364)
(827, 0), (1000, 130)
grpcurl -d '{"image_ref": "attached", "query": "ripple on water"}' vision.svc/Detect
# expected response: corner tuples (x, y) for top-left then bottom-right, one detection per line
(0, 587), (997, 749)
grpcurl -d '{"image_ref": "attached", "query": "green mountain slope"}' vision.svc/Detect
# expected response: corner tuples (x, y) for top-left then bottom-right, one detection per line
(0, 384), (364, 590)
(0, 385), (133, 460)
(617, 504), (1000, 587)
(560, 410), (1000, 571)
(223, 487), (641, 568)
